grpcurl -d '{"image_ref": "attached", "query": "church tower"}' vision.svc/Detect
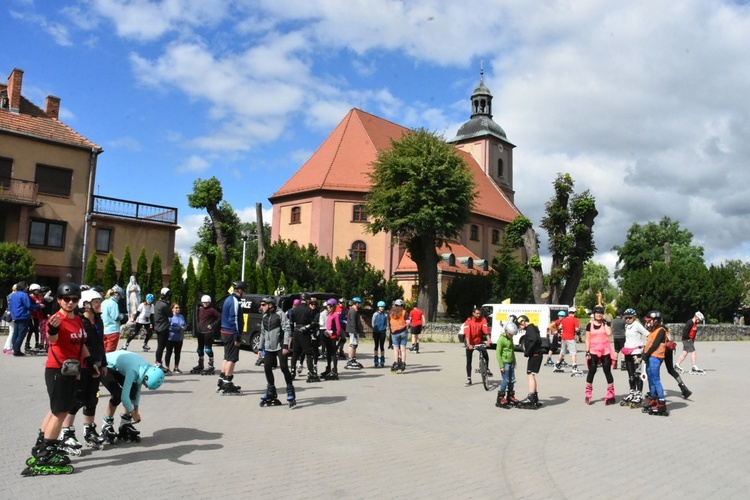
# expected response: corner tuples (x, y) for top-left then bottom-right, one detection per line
(449, 67), (515, 202)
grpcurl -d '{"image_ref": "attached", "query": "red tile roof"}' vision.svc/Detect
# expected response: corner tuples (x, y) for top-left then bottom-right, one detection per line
(395, 241), (490, 275)
(269, 108), (521, 222)
(0, 83), (100, 150)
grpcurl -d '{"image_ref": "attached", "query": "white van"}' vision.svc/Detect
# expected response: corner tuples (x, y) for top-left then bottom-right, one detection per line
(481, 303), (570, 350)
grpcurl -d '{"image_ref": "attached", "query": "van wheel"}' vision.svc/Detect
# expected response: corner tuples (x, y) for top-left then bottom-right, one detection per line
(250, 332), (261, 353)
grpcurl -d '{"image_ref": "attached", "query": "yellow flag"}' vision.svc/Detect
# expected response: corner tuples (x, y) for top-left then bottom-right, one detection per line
(501, 298), (511, 304)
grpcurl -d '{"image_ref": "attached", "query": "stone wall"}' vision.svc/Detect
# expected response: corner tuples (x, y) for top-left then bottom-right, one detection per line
(417, 322), (750, 343)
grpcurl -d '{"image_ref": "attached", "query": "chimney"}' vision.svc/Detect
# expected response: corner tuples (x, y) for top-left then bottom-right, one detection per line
(46, 95), (61, 119)
(7, 68), (23, 114)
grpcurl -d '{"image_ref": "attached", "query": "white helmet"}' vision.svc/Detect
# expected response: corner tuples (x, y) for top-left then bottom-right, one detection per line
(393, 299), (405, 307)
(81, 289), (102, 305)
(201, 295), (211, 303)
(695, 311), (705, 322)
(29, 283), (41, 291)
(504, 321), (519, 336)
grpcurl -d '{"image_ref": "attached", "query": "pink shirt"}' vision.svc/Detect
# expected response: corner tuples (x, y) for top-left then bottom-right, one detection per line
(587, 321), (612, 356)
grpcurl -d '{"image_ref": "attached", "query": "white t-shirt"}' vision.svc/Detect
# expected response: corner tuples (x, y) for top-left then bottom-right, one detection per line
(136, 303), (154, 324)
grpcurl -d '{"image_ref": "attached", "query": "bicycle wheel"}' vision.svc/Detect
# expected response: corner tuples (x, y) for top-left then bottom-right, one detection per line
(480, 355), (490, 391)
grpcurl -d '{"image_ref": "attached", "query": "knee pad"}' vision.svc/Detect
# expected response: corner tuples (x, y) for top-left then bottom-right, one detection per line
(205, 348), (213, 357)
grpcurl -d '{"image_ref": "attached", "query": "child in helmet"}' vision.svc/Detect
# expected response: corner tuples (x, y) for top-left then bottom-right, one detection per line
(193, 295), (221, 375)
(495, 316), (519, 408)
(121, 294), (155, 351)
(100, 350), (165, 443)
(371, 301), (388, 367)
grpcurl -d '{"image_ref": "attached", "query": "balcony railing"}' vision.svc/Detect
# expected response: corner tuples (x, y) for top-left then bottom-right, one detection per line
(92, 195), (178, 225)
(0, 177), (40, 204)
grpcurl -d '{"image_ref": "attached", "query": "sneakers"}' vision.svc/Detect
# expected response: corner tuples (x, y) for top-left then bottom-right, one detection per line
(465, 378), (472, 387)
(486, 369), (493, 377)
(173, 367), (182, 374)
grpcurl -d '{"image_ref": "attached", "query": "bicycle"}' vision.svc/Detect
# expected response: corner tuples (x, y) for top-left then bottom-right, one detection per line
(473, 344), (491, 391)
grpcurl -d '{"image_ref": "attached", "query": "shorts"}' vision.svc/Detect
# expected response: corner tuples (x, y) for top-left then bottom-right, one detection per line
(410, 325), (423, 336)
(45, 368), (78, 414)
(526, 354), (542, 374)
(348, 333), (359, 347)
(222, 334), (240, 362)
(682, 339), (695, 353)
(103, 333), (120, 353)
(560, 339), (577, 356)
(391, 330), (408, 347)
(614, 338), (625, 352)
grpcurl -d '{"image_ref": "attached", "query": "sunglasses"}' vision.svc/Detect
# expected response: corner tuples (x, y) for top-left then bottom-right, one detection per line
(60, 296), (79, 303)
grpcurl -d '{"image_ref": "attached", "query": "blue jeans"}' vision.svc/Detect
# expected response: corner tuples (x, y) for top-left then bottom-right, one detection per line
(646, 356), (664, 399)
(12, 319), (30, 354)
(498, 362), (516, 393)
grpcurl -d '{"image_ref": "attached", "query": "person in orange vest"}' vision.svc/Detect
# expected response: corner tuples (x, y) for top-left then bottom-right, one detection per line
(642, 310), (670, 416)
(408, 302), (424, 353)
(389, 299), (409, 373)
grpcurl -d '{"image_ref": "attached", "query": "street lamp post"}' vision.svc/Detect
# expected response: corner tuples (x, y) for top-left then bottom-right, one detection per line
(241, 228), (251, 282)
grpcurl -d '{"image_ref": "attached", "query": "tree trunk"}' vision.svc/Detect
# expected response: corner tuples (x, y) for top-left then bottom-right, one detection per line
(413, 236), (440, 322)
(522, 227), (546, 303)
(256, 203), (266, 271)
(559, 209), (597, 306)
(207, 204), (229, 265)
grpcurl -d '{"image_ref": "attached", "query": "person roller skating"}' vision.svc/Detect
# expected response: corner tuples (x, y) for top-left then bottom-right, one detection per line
(676, 311), (704, 376)
(583, 306), (616, 405)
(321, 299), (342, 380)
(517, 315), (544, 409)
(195, 294), (221, 375)
(344, 297), (365, 370)
(21, 283), (97, 477)
(217, 281), (247, 395)
(100, 350), (166, 439)
(257, 297), (296, 403)
(641, 311), (670, 416)
(495, 317), (518, 409)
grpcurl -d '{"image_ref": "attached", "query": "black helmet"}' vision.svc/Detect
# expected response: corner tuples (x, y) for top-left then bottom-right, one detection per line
(647, 310), (663, 322)
(232, 280), (248, 291)
(57, 282), (81, 298)
(300, 292), (311, 302)
(593, 305), (605, 314)
(517, 315), (529, 324)
(260, 296), (276, 307)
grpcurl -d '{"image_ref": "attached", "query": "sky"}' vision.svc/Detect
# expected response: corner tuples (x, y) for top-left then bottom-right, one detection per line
(3, 0), (750, 279)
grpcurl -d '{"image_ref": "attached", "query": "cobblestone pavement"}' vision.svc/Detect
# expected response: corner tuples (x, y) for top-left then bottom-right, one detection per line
(0, 338), (747, 499)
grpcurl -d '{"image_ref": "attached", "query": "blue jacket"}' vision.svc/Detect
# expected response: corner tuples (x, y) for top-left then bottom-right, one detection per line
(169, 314), (186, 341)
(9, 291), (40, 321)
(101, 296), (122, 335)
(221, 293), (244, 341)
(106, 351), (151, 412)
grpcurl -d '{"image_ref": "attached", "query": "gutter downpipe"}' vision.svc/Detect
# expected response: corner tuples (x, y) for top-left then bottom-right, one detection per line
(81, 146), (103, 282)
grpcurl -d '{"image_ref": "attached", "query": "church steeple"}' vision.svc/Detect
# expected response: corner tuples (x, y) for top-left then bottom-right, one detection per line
(471, 62), (493, 119)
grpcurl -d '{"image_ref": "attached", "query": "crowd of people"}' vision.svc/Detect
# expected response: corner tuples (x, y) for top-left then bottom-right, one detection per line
(2, 275), (710, 475)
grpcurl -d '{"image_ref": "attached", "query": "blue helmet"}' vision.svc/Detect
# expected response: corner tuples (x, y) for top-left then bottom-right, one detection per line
(558, 310), (566, 317)
(377, 301), (386, 307)
(352, 297), (362, 303)
(144, 365), (165, 390)
(146, 293), (154, 303)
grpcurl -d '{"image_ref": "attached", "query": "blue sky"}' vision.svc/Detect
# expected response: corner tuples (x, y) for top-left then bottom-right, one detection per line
(3, 0), (750, 277)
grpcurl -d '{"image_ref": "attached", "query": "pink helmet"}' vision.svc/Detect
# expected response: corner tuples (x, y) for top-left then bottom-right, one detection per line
(326, 298), (337, 307)
(293, 299), (301, 306)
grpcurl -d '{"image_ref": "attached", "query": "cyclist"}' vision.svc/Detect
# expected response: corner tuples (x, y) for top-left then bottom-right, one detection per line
(461, 307), (490, 387)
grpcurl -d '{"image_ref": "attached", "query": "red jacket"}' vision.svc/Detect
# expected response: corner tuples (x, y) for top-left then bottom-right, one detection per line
(462, 316), (489, 346)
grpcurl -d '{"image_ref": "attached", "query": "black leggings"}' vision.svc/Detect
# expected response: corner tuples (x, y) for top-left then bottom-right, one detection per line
(101, 371), (138, 409)
(586, 353), (614, 384)
(664, 349), (686, 385)
(624, 354), (643, 392)
(165, 340), (183, 367)
(126, 323), (153, 345)
(372, 331), (386, 354)
(466, 347), (489, 378)
(291, 331), (315, 372)
(25, 318), (40, 346)
(196, 331), (214, 359)
(264, 349), (293, 386)
(155, 329), (169, 364)
(323, 335), (339, 372)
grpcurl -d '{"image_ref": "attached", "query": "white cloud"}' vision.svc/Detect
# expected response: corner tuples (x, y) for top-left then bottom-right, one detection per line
(107, 136), (142, 151)
(174, 212), (207, 261)
(177, 155), (210, 173)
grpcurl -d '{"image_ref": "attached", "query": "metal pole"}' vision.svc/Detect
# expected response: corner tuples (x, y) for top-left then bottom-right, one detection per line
(241, 238), (247, 281)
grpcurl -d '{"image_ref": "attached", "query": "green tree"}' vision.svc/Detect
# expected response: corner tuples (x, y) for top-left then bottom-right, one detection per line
(613, 216), (702, 280)
(188, 177), (231, 265)
(169, 254), (185, 310)
(366, 128), (476, 321)
(148, 252), (163, 296)
(706, 263), (743, 322)
(575, 261), (618, 310)
(264, 267), (275, 295)
(0, 242), (35, 294)
(505, 173), (597, 305)
(213, 255), (227, 298)
(490, 238), (533, 304)
(136, 248), (149, 294)
(102, 252), (118, 289)
(119, 246), (133, 287)
(84, 253), (99, 286)
(198, 255), (214, 301)
(184, 257), (198, 325)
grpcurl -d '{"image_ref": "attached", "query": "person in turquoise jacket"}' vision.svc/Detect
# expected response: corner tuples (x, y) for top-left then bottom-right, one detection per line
(495, 316), (519, 408)
(99, 351), (164, 443)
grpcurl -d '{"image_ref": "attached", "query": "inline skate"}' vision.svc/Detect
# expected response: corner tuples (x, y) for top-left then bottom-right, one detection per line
(286, 384), (297, 408)
(83, 423), (106, 450)
(190, 360), (204, 374)
(118, 414), (141, 443)
(101, 417), (118, 445)
(259, 384), (282, 407)
(59, 426), (82, 456)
